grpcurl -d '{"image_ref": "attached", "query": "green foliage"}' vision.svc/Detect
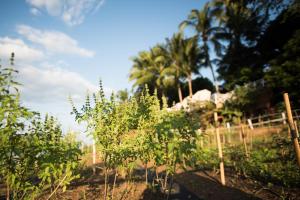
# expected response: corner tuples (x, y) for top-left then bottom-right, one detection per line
(0, 55), (81, 199)
(194, 147), (219, 170)
(116, 88), (130, 102)
(180, 2), (222, 84)
(154, 107), (198, 173)
(71, 82), (199, 195)
(225, 135), (300, 187)
(224, 83), (272, 116)
(265, 29), (300, 106)
(194, 134), (300, 187)
(212, 0), (288, 89)
(129, 44), (172, 98)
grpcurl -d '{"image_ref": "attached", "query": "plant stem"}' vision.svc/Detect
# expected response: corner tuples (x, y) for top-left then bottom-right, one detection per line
(6, 179), (9, 200)
(104, 167), (108, 200)
(46, 173), (68, 200)
(111, 170), (118, 200)
(145, 162), (148, 185)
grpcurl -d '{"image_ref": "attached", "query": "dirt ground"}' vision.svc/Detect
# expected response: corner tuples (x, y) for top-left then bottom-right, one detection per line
(35, 166), (300, 200)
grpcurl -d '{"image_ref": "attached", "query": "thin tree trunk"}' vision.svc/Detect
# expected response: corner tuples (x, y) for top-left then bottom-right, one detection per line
(104, 167), (108, 200)
(209, 62), (219, 93)
(241, 125), (249, 158)
(164, 172), (169, 191)
(167, 170), (175, 200)
(103, 154), (109, 200)
(177, 83), (183, 103)
(6, 180), (9, 200)
(188, 73), (193, 98)
(164, 143), (169, 190)
(203, 39), (219, 93)
(161, 90), (165, 99)
(111, 171), (118, 200)
(145, 163), (148, 185)
(167, 154), (176, 200)
(209, 62), (216, 83)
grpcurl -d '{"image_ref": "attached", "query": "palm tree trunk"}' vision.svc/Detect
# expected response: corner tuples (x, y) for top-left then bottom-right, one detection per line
(188, 73), (193, 98)
(161, 87), (165, 99)
(203, 39), (219, 93)
(208, 61), (219, 93)
(177, 83), (183, 103)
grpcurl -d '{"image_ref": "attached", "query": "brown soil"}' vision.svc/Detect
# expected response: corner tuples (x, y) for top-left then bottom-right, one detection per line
(1, 164), (299, 200)
(175, 168), (300, 200)
(34, 166), (300, 200)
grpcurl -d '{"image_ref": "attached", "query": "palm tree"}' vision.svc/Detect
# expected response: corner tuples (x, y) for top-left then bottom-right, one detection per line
(180, 2), (222, 92)
(181, 36), (202, 98)
(165, 33), (202, 100)
(129, 44), (171, 97)
(209, 0), (280, 89)
(165, 33), (185, 103)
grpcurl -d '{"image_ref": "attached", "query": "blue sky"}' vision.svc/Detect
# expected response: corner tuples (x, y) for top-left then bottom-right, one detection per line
(0, 0), (212, 142)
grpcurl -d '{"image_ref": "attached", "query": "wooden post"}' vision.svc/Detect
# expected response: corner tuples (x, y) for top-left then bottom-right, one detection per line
(214, 112), (226, 186)
(241, 124), (249, 158)
(282, 112), (286, 125)
(239, 128), (243, 142)
(247, 119), (254, 130)
(92, 141), (96, 175)
(226, 122), (231, 144)
(258, 115), (262, 127)
(222, 125), (226, 145)
(283, 93), (300, 168)
(294, 121), (299, 138)
(200, 137), (204, 148)
(247, 119), (254, 150)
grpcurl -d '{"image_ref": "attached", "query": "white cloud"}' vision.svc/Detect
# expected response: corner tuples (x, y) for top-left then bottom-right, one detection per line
(17, 25), (95, 57)
(15, 62), (104, 144)
(26, 0), (62, 16)
(30, 7), (41, 16)
(17, 62), (111, 104)
(0, 37), (44, 62)
(26, 0), (105, 26)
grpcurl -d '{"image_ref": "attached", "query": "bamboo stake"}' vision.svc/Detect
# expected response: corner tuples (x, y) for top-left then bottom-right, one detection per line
(283, 93), (300, 168)
(247, 119), (254, 130)
(282, 112), (287, 125)
(239, 128), (243, 142)
(46, 174), (68, 200)
(92, 141), (96, 175)
(241, 124), (249, 158)
(200, 137), (204, 148)
(214, 112), (226, 186)
(294, 121), (299, 138)
(222, 127), (226, 145)
(238, 118), (243, 142)
(258, 115), (262, 127)
(226, 122), (231, 144)
(247, 119), (254, 150)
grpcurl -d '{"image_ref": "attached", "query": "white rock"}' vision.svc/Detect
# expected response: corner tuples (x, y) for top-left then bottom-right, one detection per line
(191, 89), (211, 102)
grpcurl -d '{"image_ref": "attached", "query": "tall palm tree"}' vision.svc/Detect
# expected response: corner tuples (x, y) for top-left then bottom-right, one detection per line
(209, 0), (271, 89)
(181, 36), (202, 98)
(165, 33), (185, 103)
(180, 2), (222, 92)
(129, 44), (171, 97)
(165, 33), (201, 100)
